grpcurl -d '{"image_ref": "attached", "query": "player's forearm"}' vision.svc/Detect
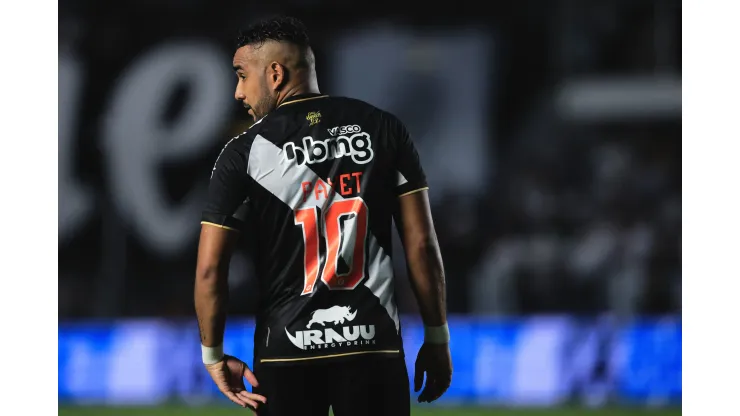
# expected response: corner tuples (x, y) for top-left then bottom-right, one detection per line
(405, 236), (448, 327)
(194, 266), (229, 347)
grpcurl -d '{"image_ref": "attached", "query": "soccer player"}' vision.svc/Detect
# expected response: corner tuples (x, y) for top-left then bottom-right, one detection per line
(194, 16), (451, 416)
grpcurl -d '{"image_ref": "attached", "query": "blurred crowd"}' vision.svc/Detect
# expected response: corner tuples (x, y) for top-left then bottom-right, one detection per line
(441, 122), (680, 317)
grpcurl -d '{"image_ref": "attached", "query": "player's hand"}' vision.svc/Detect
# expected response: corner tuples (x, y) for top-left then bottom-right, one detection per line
(414, 342), (453, 403)
(204, 354), (266, 412)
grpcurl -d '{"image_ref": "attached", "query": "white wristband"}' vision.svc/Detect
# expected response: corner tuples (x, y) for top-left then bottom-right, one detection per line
(201, 344), (224, 365)
(424, 324), (450, 344)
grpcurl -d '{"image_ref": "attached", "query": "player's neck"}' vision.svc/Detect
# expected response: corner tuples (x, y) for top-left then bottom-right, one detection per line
(278, 83), (321, 106)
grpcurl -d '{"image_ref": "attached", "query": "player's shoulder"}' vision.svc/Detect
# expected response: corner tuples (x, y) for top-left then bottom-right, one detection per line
(325, 96), (405, 128)
(326, 95), (377, 110)
(219, 118), (269, 152)
(210, 124), (265, 172)
(325, 96), (388, 116)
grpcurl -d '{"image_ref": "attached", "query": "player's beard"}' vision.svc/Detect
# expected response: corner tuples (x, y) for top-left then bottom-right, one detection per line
(250, 78), (278, 122)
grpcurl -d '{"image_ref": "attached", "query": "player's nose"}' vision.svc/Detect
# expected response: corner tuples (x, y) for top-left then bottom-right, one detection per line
(234, 85), (246, 101)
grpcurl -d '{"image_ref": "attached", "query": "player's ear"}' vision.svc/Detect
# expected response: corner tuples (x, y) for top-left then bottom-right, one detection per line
(270, 62), (286, 91)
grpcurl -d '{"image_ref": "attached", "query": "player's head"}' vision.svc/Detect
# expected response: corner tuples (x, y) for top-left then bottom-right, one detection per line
(233, 16), (318, 121)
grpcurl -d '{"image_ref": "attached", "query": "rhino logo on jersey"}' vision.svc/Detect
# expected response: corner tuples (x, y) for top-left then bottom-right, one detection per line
(285, 306), (375, 351)
(307, 306), (357, 328)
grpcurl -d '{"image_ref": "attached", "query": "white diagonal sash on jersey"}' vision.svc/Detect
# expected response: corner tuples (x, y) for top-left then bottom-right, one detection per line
(248, 135), (399, 332)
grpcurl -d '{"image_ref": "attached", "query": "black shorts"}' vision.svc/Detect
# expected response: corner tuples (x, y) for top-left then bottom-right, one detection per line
(252, 356), (411, 416)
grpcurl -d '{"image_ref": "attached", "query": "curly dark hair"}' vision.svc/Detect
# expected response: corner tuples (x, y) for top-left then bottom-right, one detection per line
(236, 16), (310, 50)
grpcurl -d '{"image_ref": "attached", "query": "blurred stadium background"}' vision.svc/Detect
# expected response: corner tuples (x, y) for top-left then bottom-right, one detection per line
(58, 0), (681, 414)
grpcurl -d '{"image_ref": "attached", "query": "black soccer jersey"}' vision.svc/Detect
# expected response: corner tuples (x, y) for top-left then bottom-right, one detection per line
(202, 93), (428, 364)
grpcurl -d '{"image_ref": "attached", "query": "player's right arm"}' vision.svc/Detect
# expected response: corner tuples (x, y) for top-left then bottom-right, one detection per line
(390, 118), (452, 403)
(195, 137), (266, 411)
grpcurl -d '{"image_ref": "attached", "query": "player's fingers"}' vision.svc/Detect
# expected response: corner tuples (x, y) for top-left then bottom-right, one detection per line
(413, 362), (424, 392)
(229, 388), (262, 410)
(417, 378), (435, 403)
(239, 390), (267, 404)
(418, 376), (436, 403)
(223, 390), (249, 408)
(427, 377), (449, 402)
(236, 395), (260, 410)
(214, 377), (246, 407)
(236, 391), (266, 415)
(243, 366), (260, 388)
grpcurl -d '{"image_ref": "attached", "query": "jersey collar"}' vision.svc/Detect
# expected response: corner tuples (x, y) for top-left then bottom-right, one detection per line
(277, 93), (329, 108)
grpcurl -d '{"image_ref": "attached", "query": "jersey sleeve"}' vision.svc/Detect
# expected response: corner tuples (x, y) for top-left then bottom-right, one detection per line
(392, 119), (429, 197)
(201, 139), (251, 231)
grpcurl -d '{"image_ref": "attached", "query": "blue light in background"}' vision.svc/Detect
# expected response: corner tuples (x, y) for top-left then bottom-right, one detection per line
(58, 317), (681, 406)
(617, 318), (682, 404)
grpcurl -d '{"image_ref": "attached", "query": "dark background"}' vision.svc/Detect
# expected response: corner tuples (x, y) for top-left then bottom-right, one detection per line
(59, 0), (681, 319)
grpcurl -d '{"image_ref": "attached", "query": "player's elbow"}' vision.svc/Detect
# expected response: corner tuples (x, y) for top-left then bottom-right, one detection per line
(403, 224), (438, 250)
(195, 263), (227, 287)
(404, 233), (440, 259)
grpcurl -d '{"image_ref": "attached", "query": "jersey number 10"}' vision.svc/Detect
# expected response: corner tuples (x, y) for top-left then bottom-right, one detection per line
(294, 197), (369, 295)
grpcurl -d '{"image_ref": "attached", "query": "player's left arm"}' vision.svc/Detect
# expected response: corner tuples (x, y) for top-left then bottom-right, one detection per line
(195, 141), (250, 357)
